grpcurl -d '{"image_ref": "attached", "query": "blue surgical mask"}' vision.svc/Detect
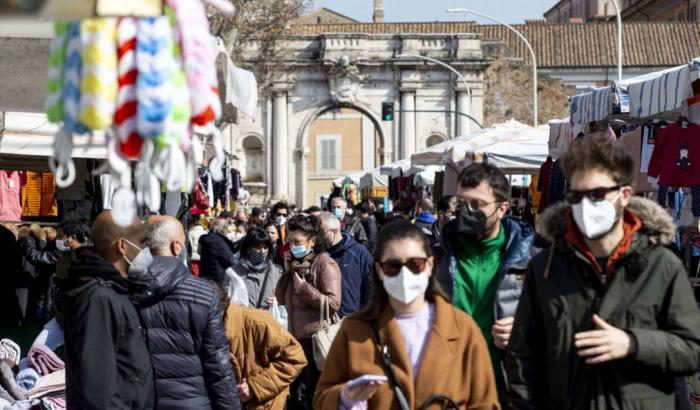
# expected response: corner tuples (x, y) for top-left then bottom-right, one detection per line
(291, 244), (311, 259)
(333, 207), (344, 219)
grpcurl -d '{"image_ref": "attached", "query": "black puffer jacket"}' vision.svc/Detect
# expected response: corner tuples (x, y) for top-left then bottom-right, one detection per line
(131, 256), (240, 410)
(54, 247), (155, 410)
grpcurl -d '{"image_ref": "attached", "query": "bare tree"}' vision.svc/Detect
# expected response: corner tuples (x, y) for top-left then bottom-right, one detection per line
(484, 56), (575, 127)
(208, 0), (309, 91)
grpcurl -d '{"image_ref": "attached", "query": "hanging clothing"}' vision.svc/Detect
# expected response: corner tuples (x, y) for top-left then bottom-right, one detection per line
(40, 173), (58, 216)
(648, 122), (700, 186)
(21, 172), (58, 217)
(547, 160), (567, 205)
(618, 127), (659, 193)
(100, 174), (116, 210)
(0, 171), (22, 221)
(230, 168), (241, 202)
(537, 157), (553, 212)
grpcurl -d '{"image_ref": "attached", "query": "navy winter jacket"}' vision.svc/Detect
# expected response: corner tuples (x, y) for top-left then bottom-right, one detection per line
(326, 234), (374, 318)
(131, 256), (240, 410)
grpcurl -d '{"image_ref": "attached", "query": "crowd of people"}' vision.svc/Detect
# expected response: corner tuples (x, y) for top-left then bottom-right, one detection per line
(0, 134), (699, 409)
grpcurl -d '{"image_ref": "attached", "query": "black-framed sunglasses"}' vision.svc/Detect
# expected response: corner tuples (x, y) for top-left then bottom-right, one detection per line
(378, 257), (429, 277)
(566, 186), (621, 204)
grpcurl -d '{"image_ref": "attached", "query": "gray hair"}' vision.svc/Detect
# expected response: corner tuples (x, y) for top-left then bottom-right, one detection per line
(331, 197), (347, 209)
(318, 211), (341, 231)
(210, 218), (228, 235)
(145, 219), (180, 252)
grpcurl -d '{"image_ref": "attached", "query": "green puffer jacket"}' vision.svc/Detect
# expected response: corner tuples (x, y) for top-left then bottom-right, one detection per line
(506, 197), (700, 410)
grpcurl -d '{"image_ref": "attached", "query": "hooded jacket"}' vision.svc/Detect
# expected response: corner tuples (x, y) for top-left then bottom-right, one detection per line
(199, 232), (238, 284)
(224, 304), (307, 410)
(326, 234), (374, 318)
(130, 256), (240, 410)
(414, 211), (437, 237)
(437, 216), (535, 320)
(54, 247), (155, 410)
(506, 198), (700, 410)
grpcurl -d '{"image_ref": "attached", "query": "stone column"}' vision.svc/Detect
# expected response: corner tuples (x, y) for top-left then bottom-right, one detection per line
(272, 91), (289, 200)
(400, 90), (416, 159)
(456, 89), (471, 137)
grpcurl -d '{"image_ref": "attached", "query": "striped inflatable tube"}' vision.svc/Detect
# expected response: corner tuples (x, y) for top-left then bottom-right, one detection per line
(63, 22), (87, 135)
(136, 16), (175, 139)
(46, 22), (69, 123)
(167, 0), (221, 126)
(80, 18), (118, 131)
(115, 17), (143, 158)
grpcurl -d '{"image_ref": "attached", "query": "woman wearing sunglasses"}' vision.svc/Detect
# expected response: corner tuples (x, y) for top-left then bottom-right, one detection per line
(275, 214), (342, 409)
(314, 220), (500, 410)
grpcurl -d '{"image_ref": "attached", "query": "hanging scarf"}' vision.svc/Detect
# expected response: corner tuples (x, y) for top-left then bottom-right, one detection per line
(289, 252), (316, 281)
(115, 17), (143, 158)
(79, 18), (118, 131)
(46, 22), (69, 123)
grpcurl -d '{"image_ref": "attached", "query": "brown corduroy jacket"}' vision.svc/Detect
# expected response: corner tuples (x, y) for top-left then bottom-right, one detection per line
(314, 295), (501, 410)
(224, 304), (307, 410)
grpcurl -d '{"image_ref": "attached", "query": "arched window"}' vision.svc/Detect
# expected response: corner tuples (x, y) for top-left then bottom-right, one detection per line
(426, 134), (446, 148)
(242, 135), (264, 182)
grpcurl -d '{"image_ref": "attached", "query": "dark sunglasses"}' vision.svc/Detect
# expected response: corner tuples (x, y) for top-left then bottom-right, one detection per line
(566, 186), (620, 204)
(378, 257), (429, 277)
(274, 213), (288, 217)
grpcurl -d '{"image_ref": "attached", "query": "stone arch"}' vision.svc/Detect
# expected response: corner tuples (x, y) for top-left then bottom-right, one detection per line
(423, 132), (448, 148)
(294, 99), (389, 207)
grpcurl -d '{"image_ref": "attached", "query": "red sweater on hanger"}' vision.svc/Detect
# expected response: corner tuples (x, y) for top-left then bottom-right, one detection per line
(647, 123), (700, 186)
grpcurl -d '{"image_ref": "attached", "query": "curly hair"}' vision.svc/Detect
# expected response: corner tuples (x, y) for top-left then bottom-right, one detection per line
(560, 133), (635, 186)
(286, 214), (329, 253)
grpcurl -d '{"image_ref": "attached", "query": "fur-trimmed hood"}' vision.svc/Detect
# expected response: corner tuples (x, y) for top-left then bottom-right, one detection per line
(537, 197), (675, 245)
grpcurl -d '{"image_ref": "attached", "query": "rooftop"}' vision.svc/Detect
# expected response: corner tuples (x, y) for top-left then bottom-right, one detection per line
(288, 21), (700, 68)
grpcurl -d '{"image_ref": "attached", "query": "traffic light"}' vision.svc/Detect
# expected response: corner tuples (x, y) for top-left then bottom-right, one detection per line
(381, 102), (394, 121)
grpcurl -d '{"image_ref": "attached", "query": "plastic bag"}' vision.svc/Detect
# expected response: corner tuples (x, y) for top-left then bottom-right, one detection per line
(269, 300), (288, 329)
(225, 268), (249, 307)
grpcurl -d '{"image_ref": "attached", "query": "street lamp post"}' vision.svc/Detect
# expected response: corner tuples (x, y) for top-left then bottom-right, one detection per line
(610, 0), (623, 81)
(447, 8), (538, 126)
(396, 53), (474, 134)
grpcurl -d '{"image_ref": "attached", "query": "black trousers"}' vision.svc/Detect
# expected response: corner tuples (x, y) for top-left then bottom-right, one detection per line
(288, 338), (320, 410)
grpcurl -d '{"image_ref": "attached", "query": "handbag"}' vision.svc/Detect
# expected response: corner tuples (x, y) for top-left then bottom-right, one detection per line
(370, 322), (459, 410)
(311, 294), (342, 371)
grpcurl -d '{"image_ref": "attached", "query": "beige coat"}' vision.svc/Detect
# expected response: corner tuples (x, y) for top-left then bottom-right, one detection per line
(224, 304), (307, 410)
(314, 296), (500, 410)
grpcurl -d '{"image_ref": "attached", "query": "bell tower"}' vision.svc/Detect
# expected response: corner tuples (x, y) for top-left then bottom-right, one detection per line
(373, 0), (384, 23)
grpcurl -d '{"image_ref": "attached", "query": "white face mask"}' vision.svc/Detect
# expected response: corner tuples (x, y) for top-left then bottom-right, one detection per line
(123, 239), (153, 277)
(572, 192), (621, 239)
(55, 239), (70, 252)
(381, 266), (430, 305)
(275, 215), (287, 226)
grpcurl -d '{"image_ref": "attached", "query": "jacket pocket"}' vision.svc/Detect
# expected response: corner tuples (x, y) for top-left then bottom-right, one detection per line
(625, 306), (658, 330)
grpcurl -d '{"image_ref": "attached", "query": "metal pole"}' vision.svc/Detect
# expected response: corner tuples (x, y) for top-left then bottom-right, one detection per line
(447, 8), (539, 126)
(610, 0), (623, 81)
(396, 53), (473, 133)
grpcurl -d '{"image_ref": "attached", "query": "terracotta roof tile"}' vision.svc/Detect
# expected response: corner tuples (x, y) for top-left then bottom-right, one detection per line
(288, 21), (700, 68)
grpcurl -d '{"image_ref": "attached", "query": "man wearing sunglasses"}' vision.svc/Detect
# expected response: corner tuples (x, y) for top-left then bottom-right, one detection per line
(436, 162), (535, 405)
(507, 134), (700, 409)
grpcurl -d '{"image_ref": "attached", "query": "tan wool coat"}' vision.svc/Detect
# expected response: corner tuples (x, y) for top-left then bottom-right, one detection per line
(314, 295), (501, 410)
(224, 304), (307, 410)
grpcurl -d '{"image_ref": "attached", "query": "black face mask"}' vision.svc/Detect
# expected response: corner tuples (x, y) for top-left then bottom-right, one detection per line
(456, 205), (487, 240)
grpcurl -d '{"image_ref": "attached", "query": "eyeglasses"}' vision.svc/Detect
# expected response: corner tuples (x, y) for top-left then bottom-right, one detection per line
(378, 257), (429, 277)
(566, 186), (621, 204)
(456, 198), (499, 212)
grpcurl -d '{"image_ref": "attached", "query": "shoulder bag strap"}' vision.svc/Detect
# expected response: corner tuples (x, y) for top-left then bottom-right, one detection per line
(255, 265), (272, 309)
(370, 322), (410, 410)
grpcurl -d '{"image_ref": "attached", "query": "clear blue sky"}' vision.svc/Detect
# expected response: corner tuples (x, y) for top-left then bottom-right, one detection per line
(309, 0), (557, 24)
